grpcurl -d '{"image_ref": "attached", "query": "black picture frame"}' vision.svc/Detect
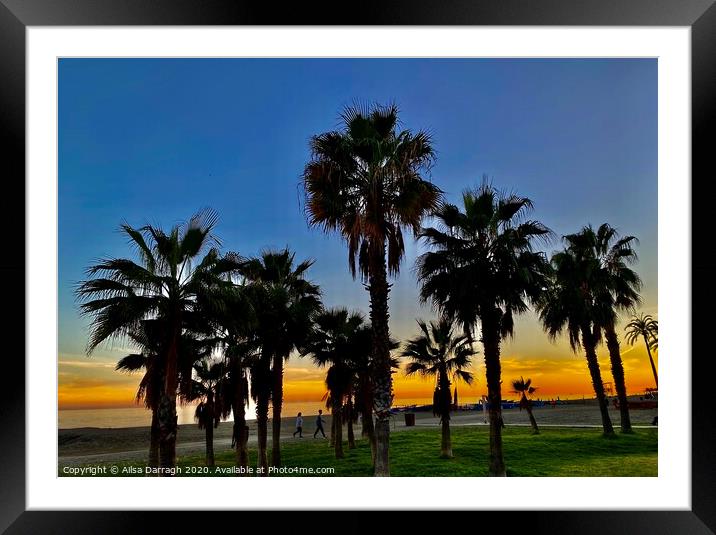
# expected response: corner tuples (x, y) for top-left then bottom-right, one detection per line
(1, 1), (712, 533)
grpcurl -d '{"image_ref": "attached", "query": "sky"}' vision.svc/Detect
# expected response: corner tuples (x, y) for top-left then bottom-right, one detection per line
(58, 58), (658, 410)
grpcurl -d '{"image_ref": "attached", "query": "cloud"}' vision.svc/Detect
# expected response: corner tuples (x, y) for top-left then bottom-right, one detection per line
(59, 359), (116, 369)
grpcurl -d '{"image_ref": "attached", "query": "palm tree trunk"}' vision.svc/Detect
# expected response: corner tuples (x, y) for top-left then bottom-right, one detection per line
(333, 399), (344, 459)
(360, 376), (377, 464)
(605, 324), (632, 433)
(148, 407), (159, 469)
(329, 413), (335, 447)
(581, 326), (614, 435)
(643, 334), (658, 388)
(234, 371), (249, 471)
(526, 403), (539, 434)
(440, 416), (452, 458)
(234, 384), (249, 468)
(482, 312), (506, 476)
(438, 369), (453, 458)
(157, 392), (177, 472)
(206, 420), (215, 468)
(368, 243), (392, 477)
(205, 393), (215, 467)
(271, 352), (284, 468)
(362, 405), (376, 464)
(158, 325), (180, 472)
(347, 394), (356, 449)
(256, 394), (269, 476)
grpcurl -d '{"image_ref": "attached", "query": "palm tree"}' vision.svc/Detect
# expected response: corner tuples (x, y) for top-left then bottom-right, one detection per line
(417, 183), (551, 475)
(402, 317), (476, 458)
(222, 340), (255, 471)
(248, 335), (272, 475)
(302, 103), (442, 476)
(116, 320), (213, 468)
(240, 249), (321, 468)
(77, 210), (238, 471)
(190, 359), (227, 467)
(565, 224), (642, 433)
(625, 313), (659, 388)
(343, 323), (400, 464)
(510, 377), (539, 434)
(538, 247), (615, 436)
(301, 308), (365, 459)
(114, 322), (163, 468)
(202, 277), (257, 471)
(346, 324), (375, 451)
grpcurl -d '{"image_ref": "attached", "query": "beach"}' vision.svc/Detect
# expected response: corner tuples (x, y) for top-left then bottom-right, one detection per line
(59, 402), (657, 468)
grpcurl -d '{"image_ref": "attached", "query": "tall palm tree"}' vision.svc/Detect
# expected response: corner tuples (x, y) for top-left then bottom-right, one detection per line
(417, 183), (551, 476)
(625, 313), (659, 388)
(402, 317), (476, 458)
(538, 247), (615, 436)
(240, 249), (321, 468)
(302, 103), (442, 476)
(301, 308), (364, 459)
(189, 359), (228, 467)
(77, 209), (239, 471)
(510, 377), (539, 434)
(564, 224), (642, 433)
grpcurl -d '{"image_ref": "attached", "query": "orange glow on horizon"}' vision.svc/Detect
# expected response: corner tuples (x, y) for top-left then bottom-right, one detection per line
(58, 346), (659, 411)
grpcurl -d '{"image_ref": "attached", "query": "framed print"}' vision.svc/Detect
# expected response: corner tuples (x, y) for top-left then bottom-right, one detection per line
(1, 0), (713, 533)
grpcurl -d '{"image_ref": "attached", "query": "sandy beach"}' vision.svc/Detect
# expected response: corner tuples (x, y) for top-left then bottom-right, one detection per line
(58, 402), (657, 467)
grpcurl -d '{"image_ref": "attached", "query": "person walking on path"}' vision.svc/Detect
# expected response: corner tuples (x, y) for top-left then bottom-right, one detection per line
(293, 412), (304, 438)
(314, 410), (327, 438)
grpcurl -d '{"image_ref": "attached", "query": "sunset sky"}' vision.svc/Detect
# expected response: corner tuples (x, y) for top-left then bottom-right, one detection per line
(58, 58), (657, 410)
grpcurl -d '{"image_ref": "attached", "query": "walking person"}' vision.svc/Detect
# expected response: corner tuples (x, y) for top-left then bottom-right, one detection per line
(293, 412), (304, 438)
(314, 409), (326, 438)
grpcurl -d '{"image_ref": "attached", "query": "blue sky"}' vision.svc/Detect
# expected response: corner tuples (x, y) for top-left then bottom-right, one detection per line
(58, 58), (658, 405)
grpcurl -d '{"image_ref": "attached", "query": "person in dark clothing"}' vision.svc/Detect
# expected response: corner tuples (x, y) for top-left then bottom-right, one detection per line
(293, 412), (304, 438)
(314, 409), (326, 438)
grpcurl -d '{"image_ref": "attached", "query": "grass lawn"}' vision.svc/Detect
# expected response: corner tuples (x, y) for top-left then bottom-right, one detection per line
(59, 425), (657, 477)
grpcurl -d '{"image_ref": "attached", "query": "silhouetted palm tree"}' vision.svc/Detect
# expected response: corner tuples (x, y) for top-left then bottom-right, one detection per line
(625, 313), (658, 388)
(565, 224), (642, 433)
(510, 377), (539, 434)
(198, 273), (257, 471)
(115, 321), (164, 468)
(538, 246), (615, 436)
(240, 249), (321, 468)
(190, 359), (228, 467)
(402, 317), (476, 458)
(222, 339), (256, 471)
(348, 323), (400, 464)
(77, 210), (240, 471)
(417, 183), (551, 475)
(302, 103), (442, 476)
(248, 335), (272, 475)
(301, 308), (364, 459)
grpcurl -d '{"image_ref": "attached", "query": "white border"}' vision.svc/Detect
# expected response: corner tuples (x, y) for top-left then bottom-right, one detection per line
(27, 27), (690, 510)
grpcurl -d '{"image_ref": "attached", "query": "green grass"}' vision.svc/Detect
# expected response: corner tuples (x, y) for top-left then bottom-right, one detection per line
(59, 426), (657, 477)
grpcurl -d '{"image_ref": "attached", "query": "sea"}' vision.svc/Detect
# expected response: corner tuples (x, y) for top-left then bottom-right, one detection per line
(58, 397), (438, 429)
